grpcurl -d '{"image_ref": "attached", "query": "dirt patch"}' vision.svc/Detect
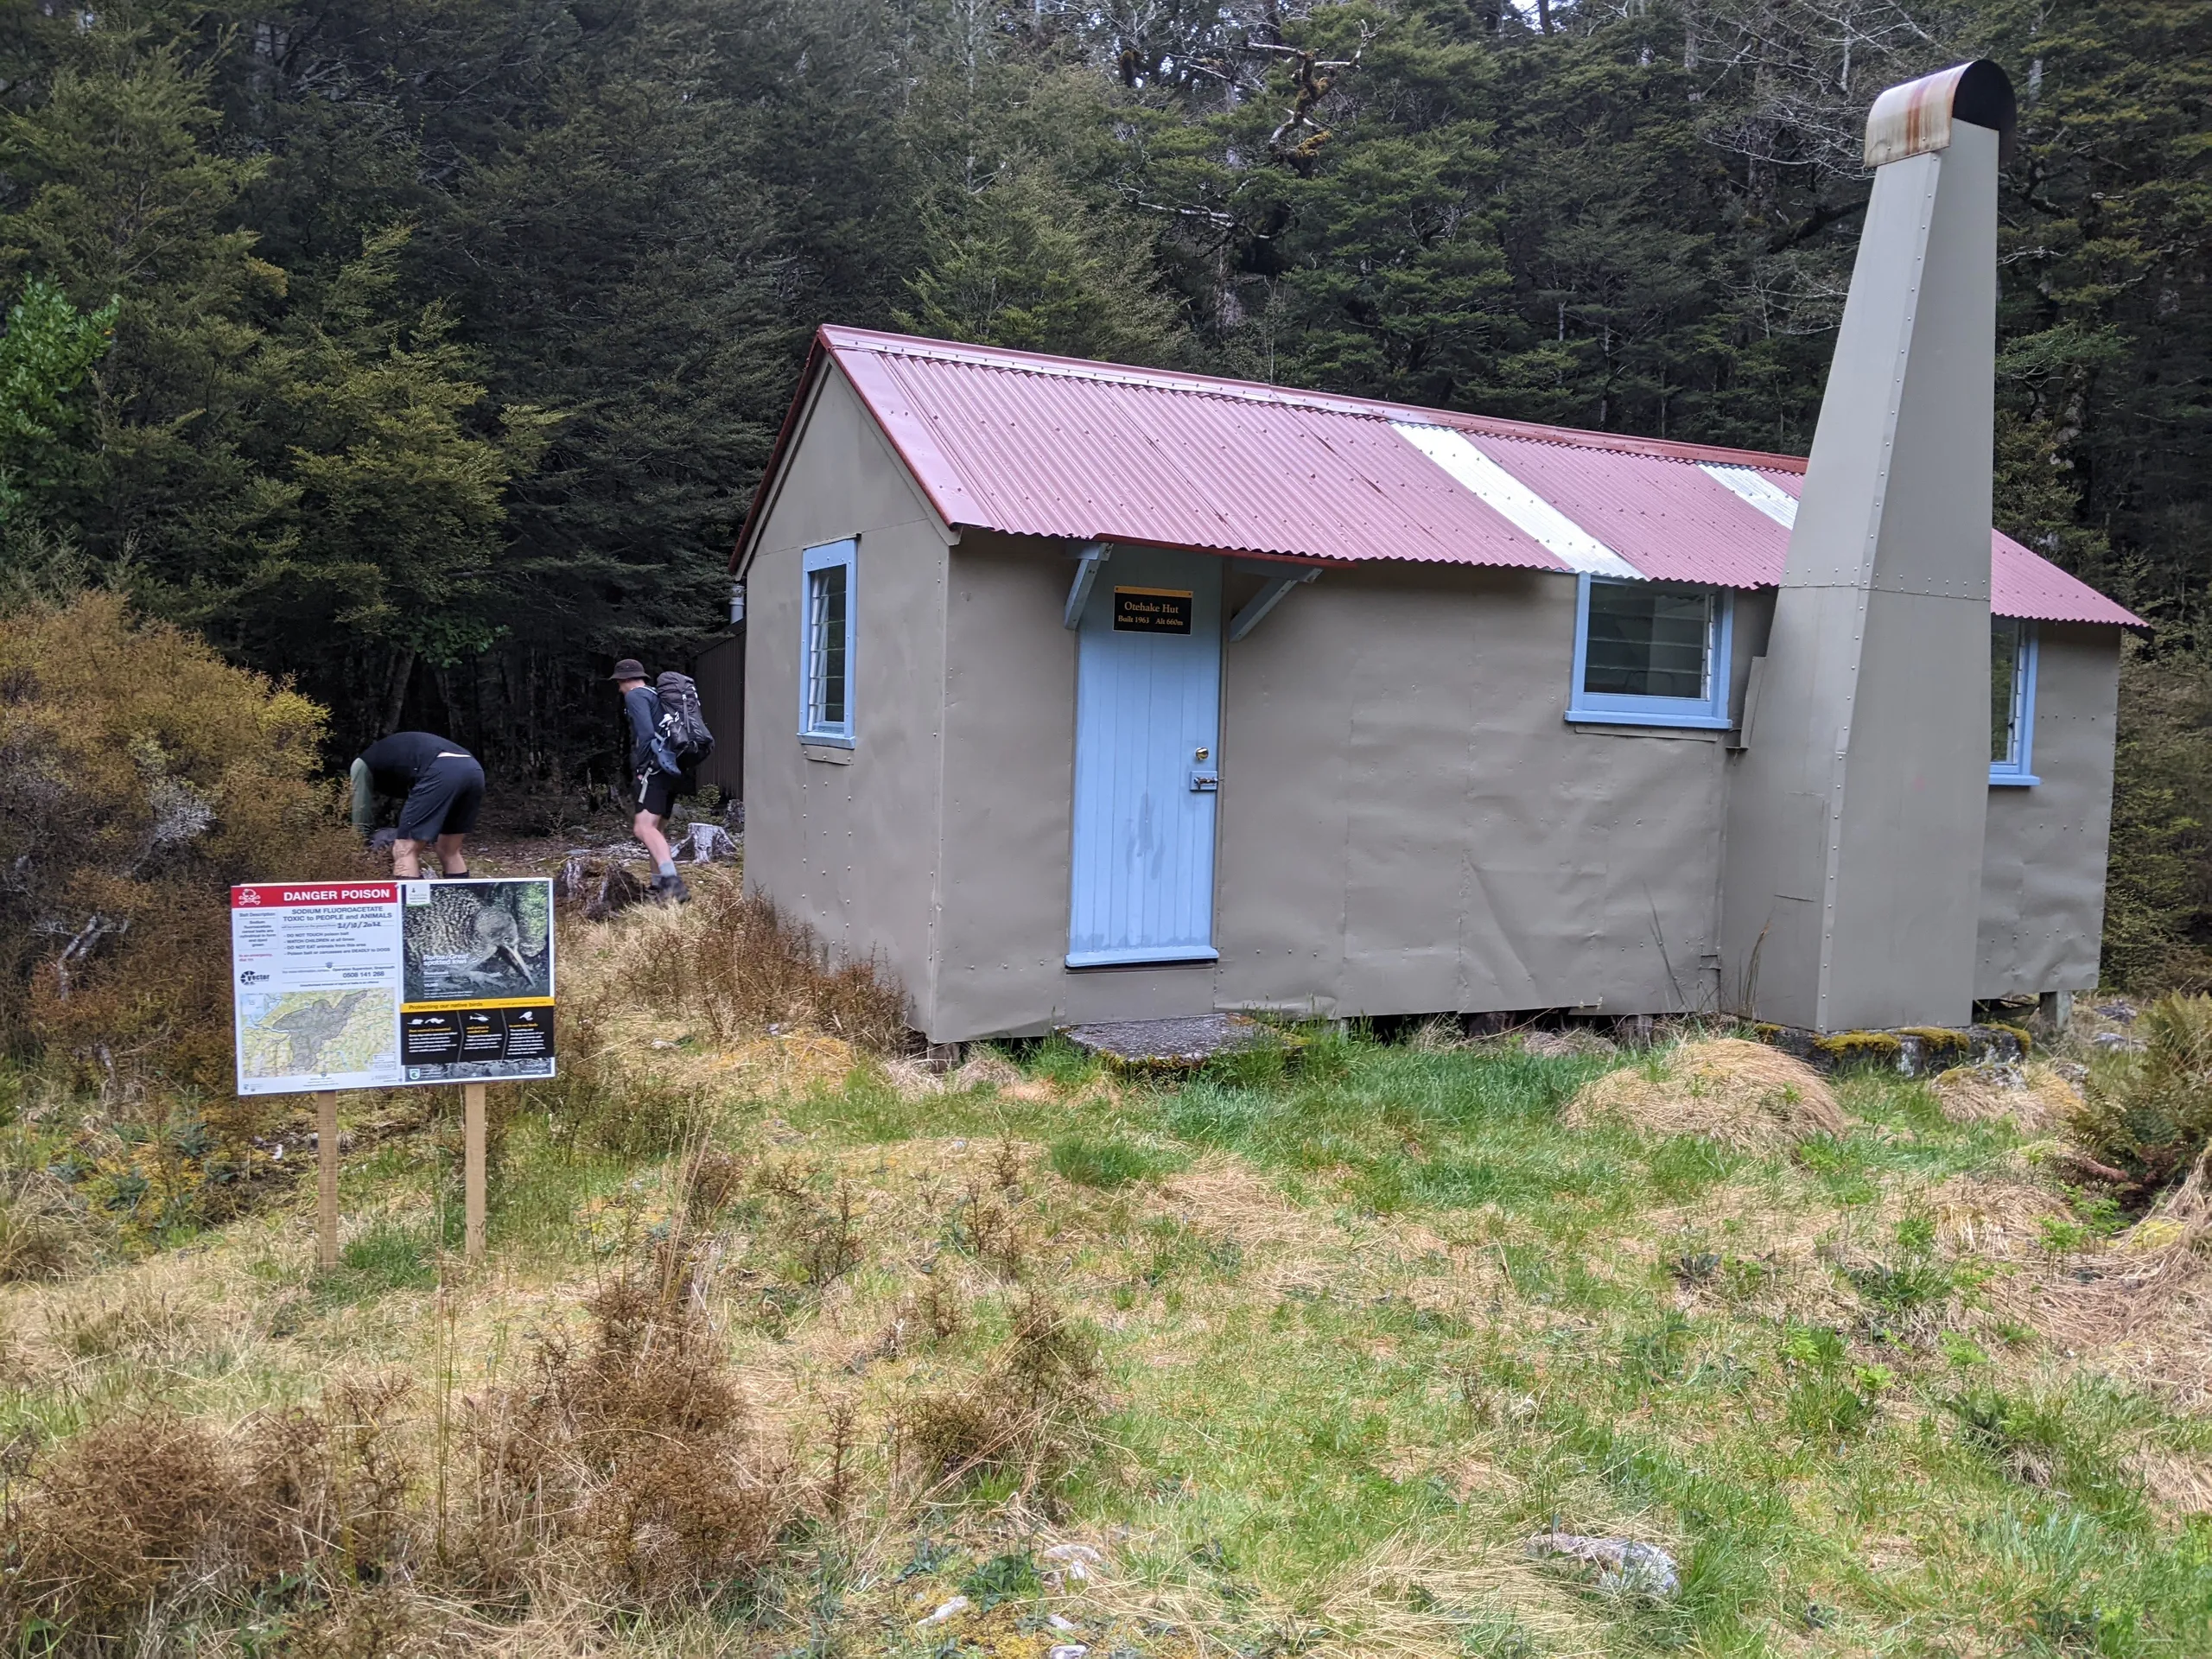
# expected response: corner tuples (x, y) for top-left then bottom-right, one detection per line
(1564, 1038), (1846, 1151)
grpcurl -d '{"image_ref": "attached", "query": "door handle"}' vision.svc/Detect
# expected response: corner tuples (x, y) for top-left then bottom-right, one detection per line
(1189, 768), (1219, 792)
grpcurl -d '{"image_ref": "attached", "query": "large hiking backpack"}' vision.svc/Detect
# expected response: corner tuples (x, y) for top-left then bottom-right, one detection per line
(652, 671), (715, 771)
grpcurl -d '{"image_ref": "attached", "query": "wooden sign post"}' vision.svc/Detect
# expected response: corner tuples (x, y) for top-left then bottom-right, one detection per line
(316, 1090), (340, 1271)
(463, 1082), (487, 1262)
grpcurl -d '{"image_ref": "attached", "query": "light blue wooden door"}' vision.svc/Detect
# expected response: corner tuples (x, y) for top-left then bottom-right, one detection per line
(1068, 550), (1223, 966)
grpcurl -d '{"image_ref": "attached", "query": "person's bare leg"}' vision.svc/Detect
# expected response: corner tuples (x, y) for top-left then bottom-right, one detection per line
(435, 833), (469, 877)
(632, 810), (674, 866)
(634, 810), (690, 902)
(392, 839), (423, 879)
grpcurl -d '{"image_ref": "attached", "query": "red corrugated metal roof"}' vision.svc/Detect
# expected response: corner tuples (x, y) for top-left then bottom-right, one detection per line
(836, 337), (1567, 570)
(735, 327), (2142, 628)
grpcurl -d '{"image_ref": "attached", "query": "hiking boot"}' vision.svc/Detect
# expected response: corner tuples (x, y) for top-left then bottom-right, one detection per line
(650, 871), (692, 905)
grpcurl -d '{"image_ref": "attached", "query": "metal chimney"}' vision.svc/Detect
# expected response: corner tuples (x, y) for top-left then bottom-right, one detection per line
(1721, 61), (2018, 1033)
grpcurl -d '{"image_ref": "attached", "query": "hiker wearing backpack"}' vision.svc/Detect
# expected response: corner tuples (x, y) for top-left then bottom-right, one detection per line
(609, 657), (715, 904)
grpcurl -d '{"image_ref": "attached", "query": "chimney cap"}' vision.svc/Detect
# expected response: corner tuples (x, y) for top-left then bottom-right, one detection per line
(1866, 60), (2018, 169)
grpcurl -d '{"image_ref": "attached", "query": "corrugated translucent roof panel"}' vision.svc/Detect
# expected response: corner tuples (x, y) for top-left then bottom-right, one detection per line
(739, 327), (2142, 628)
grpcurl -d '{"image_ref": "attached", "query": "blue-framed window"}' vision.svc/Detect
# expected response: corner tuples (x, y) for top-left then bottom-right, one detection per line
(1567, 575), (1733, 730)
(800, 538), (856, 746)
(1990, 616), (2039, 785)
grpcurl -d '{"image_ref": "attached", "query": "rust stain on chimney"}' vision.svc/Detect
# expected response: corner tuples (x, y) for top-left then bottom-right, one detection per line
(1865, 60), (2018, 170)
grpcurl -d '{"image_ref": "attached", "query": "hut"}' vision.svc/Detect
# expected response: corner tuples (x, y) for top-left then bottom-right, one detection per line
(728, 64), (2138, 1043)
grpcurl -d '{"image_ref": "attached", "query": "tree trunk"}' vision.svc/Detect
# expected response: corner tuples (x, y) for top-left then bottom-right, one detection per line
(431, 664), (461, 744)
(382, 648), (415, 735)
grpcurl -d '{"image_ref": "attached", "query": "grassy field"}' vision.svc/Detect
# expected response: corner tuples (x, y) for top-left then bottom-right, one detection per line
(3, 883), (2209, 1656)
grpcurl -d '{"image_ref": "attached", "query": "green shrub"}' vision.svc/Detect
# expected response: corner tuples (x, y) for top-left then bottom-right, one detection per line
(0, 592), (365, 1089)
(961, 1550), (1041, 1608)
(2069, 994), (2212, 1190)
(1777, 1321), (1889, 1439)
(2104, 645), (2212, 993)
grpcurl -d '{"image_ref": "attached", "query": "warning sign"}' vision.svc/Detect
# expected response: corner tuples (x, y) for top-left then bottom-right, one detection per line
(230, 878), (556, 1095)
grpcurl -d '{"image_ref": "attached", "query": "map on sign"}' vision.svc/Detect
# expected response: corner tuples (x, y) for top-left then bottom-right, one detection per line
(238, 988), (399, 1083)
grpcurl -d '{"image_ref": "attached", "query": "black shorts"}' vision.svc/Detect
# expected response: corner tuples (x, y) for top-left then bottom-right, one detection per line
(397, 756), (484, 842)
(635, 768), (679, 818)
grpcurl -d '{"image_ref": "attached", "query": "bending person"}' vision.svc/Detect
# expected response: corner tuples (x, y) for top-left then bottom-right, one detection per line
(349, 731), (485, 879)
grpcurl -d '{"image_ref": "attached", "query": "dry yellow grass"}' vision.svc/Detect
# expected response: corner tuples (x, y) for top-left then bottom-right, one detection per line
(1144, 1160), (1333, 1251)
(1079, 1533), (1610, 1659)
(721, 1033), (859, 1096)
(880, 1048), (1048, 1101)
(1928, 1171), (2072, 1258)
(1946, 1152), (2212, 1408)
(1932, 1062), (2080, 1132)
(2129, 1449), (2212, 1518)
(1563, 1038), (1845, 1151)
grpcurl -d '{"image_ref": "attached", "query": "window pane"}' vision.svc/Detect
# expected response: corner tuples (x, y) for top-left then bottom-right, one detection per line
(1585, 583), (1711, 701)
(809, 563), (849, 728)
(1991, 616), (2020, 765)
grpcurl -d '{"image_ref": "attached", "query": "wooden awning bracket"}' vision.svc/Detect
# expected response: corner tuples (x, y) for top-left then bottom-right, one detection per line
(1064, 542), (1110, 629)
(1229, 565), (1321, 641)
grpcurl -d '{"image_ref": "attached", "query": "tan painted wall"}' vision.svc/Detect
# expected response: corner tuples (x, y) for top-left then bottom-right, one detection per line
(1214, 561), (1735, 1020)
(1974, 625), (2120, 996)
(922, 548), (1752, 1039)
(739, 366), (951, 1033)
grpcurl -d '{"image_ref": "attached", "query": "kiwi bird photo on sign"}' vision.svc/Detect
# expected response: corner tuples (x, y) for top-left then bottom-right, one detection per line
(402, 879), (553, 1003)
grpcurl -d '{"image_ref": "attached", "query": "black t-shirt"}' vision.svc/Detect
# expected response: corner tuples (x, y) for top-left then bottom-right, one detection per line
(360, 731), (474, 796)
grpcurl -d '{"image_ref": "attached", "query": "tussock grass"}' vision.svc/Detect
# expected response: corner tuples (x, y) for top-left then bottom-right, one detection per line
(1934, 1059), (2081, 1132)
(1564, 1037), (1845, 1151)
(0, 1172), (92, 1283)
(1048, 1132), (1186, 1189)
(582, 876), (909, 1054)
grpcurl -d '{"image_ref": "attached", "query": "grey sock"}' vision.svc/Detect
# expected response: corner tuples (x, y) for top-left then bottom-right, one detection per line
(657, 858), (677, 878)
